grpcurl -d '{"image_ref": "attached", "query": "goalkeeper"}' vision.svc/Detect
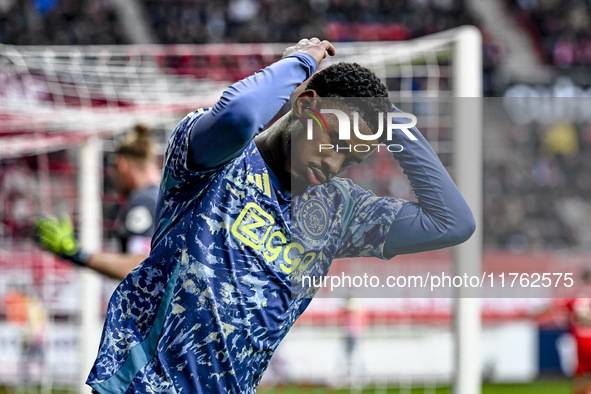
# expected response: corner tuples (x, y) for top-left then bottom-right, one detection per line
(34, 125), (160, 280)
(87, 38), (475, 393)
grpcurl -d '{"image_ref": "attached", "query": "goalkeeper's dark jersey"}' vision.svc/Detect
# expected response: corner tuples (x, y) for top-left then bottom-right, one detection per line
(87, 53), (474, 394)
(116, 184), (158, 254)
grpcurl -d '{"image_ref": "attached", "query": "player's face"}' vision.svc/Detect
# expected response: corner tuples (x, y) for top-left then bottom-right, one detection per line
(289, 107), (378, 193)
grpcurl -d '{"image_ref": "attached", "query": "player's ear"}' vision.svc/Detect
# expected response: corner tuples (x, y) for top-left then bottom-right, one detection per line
(292, 90), (318, 120)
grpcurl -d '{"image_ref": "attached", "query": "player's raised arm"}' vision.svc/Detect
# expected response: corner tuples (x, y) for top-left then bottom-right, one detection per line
(381, 107), (476, 257)
(187, 38), (335, 171)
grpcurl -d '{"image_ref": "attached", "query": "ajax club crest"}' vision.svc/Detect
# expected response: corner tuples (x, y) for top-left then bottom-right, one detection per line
(300, 199), (329, 240)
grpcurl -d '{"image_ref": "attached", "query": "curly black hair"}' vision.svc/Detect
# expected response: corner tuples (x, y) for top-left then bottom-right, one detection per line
(307, 62), (388, 98)
(306, 62), (392, 137)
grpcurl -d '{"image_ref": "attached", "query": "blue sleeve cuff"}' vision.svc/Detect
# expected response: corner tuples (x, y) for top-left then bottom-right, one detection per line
(283, 53), (318, 79)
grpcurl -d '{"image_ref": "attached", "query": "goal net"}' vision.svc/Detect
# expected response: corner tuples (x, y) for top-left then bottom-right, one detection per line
(0, 27), (482, 393)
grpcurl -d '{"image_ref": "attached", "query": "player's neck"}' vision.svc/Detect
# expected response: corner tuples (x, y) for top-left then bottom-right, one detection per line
(254, 113), (292, 190)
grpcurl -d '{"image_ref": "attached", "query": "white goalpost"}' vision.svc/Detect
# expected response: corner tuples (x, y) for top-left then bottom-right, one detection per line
(77, 137), (104, 394)
(450, 26), (483, 394)
(0, 27), (482, 393)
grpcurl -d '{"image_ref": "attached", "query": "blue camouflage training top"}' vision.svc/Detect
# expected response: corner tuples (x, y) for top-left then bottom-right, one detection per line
(87, 53), (474, 394)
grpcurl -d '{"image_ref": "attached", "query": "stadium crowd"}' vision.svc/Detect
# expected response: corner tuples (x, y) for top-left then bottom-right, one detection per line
(0, 0), (499, 93)
(0, 0), (126, 45)
(144, 0), (477, 44)
(508, 0), (591, 67)
(483, 121), (591, 250)
(0, 0), (480, 46)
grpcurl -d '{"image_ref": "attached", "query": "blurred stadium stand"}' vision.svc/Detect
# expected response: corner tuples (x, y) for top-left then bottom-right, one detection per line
(0, 0), (502, 94)
(142, 0), (476, 44)
(507, 0), (591, 68)
(0, 0), (127, 45)
(483, 120), (591, 250)
(0, 0), (484, 45)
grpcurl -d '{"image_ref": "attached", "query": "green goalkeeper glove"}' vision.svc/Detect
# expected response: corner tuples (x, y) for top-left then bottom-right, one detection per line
(34, 215), (91, 266)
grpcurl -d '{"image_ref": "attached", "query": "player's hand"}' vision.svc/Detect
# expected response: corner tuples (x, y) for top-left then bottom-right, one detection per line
(33, 214), (91, 266)
(282, 38), (336, 67)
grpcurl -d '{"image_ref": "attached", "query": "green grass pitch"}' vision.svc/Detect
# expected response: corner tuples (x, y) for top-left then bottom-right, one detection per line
(256, 379), (572, 394)
(0, 380), (573, 394)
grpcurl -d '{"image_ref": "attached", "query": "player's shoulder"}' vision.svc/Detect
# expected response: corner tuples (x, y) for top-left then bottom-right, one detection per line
(185, 107), (212, 120)
(297, 178), (367, 207)
(327, 177), (376, 200)
(328, 177), (357, 191)
(168, 107), (213, 145)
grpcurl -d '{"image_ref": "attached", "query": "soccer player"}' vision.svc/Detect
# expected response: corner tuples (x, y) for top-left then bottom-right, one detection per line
(87, 38), (475, 393)
(562, 271), (591, 394)
(568, 296), (591, 394)
(34, 125), (160, 280)
(532, 271), (591, 394)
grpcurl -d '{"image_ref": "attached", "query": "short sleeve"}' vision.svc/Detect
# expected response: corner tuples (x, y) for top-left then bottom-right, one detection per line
(335, 180), (406, 260)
